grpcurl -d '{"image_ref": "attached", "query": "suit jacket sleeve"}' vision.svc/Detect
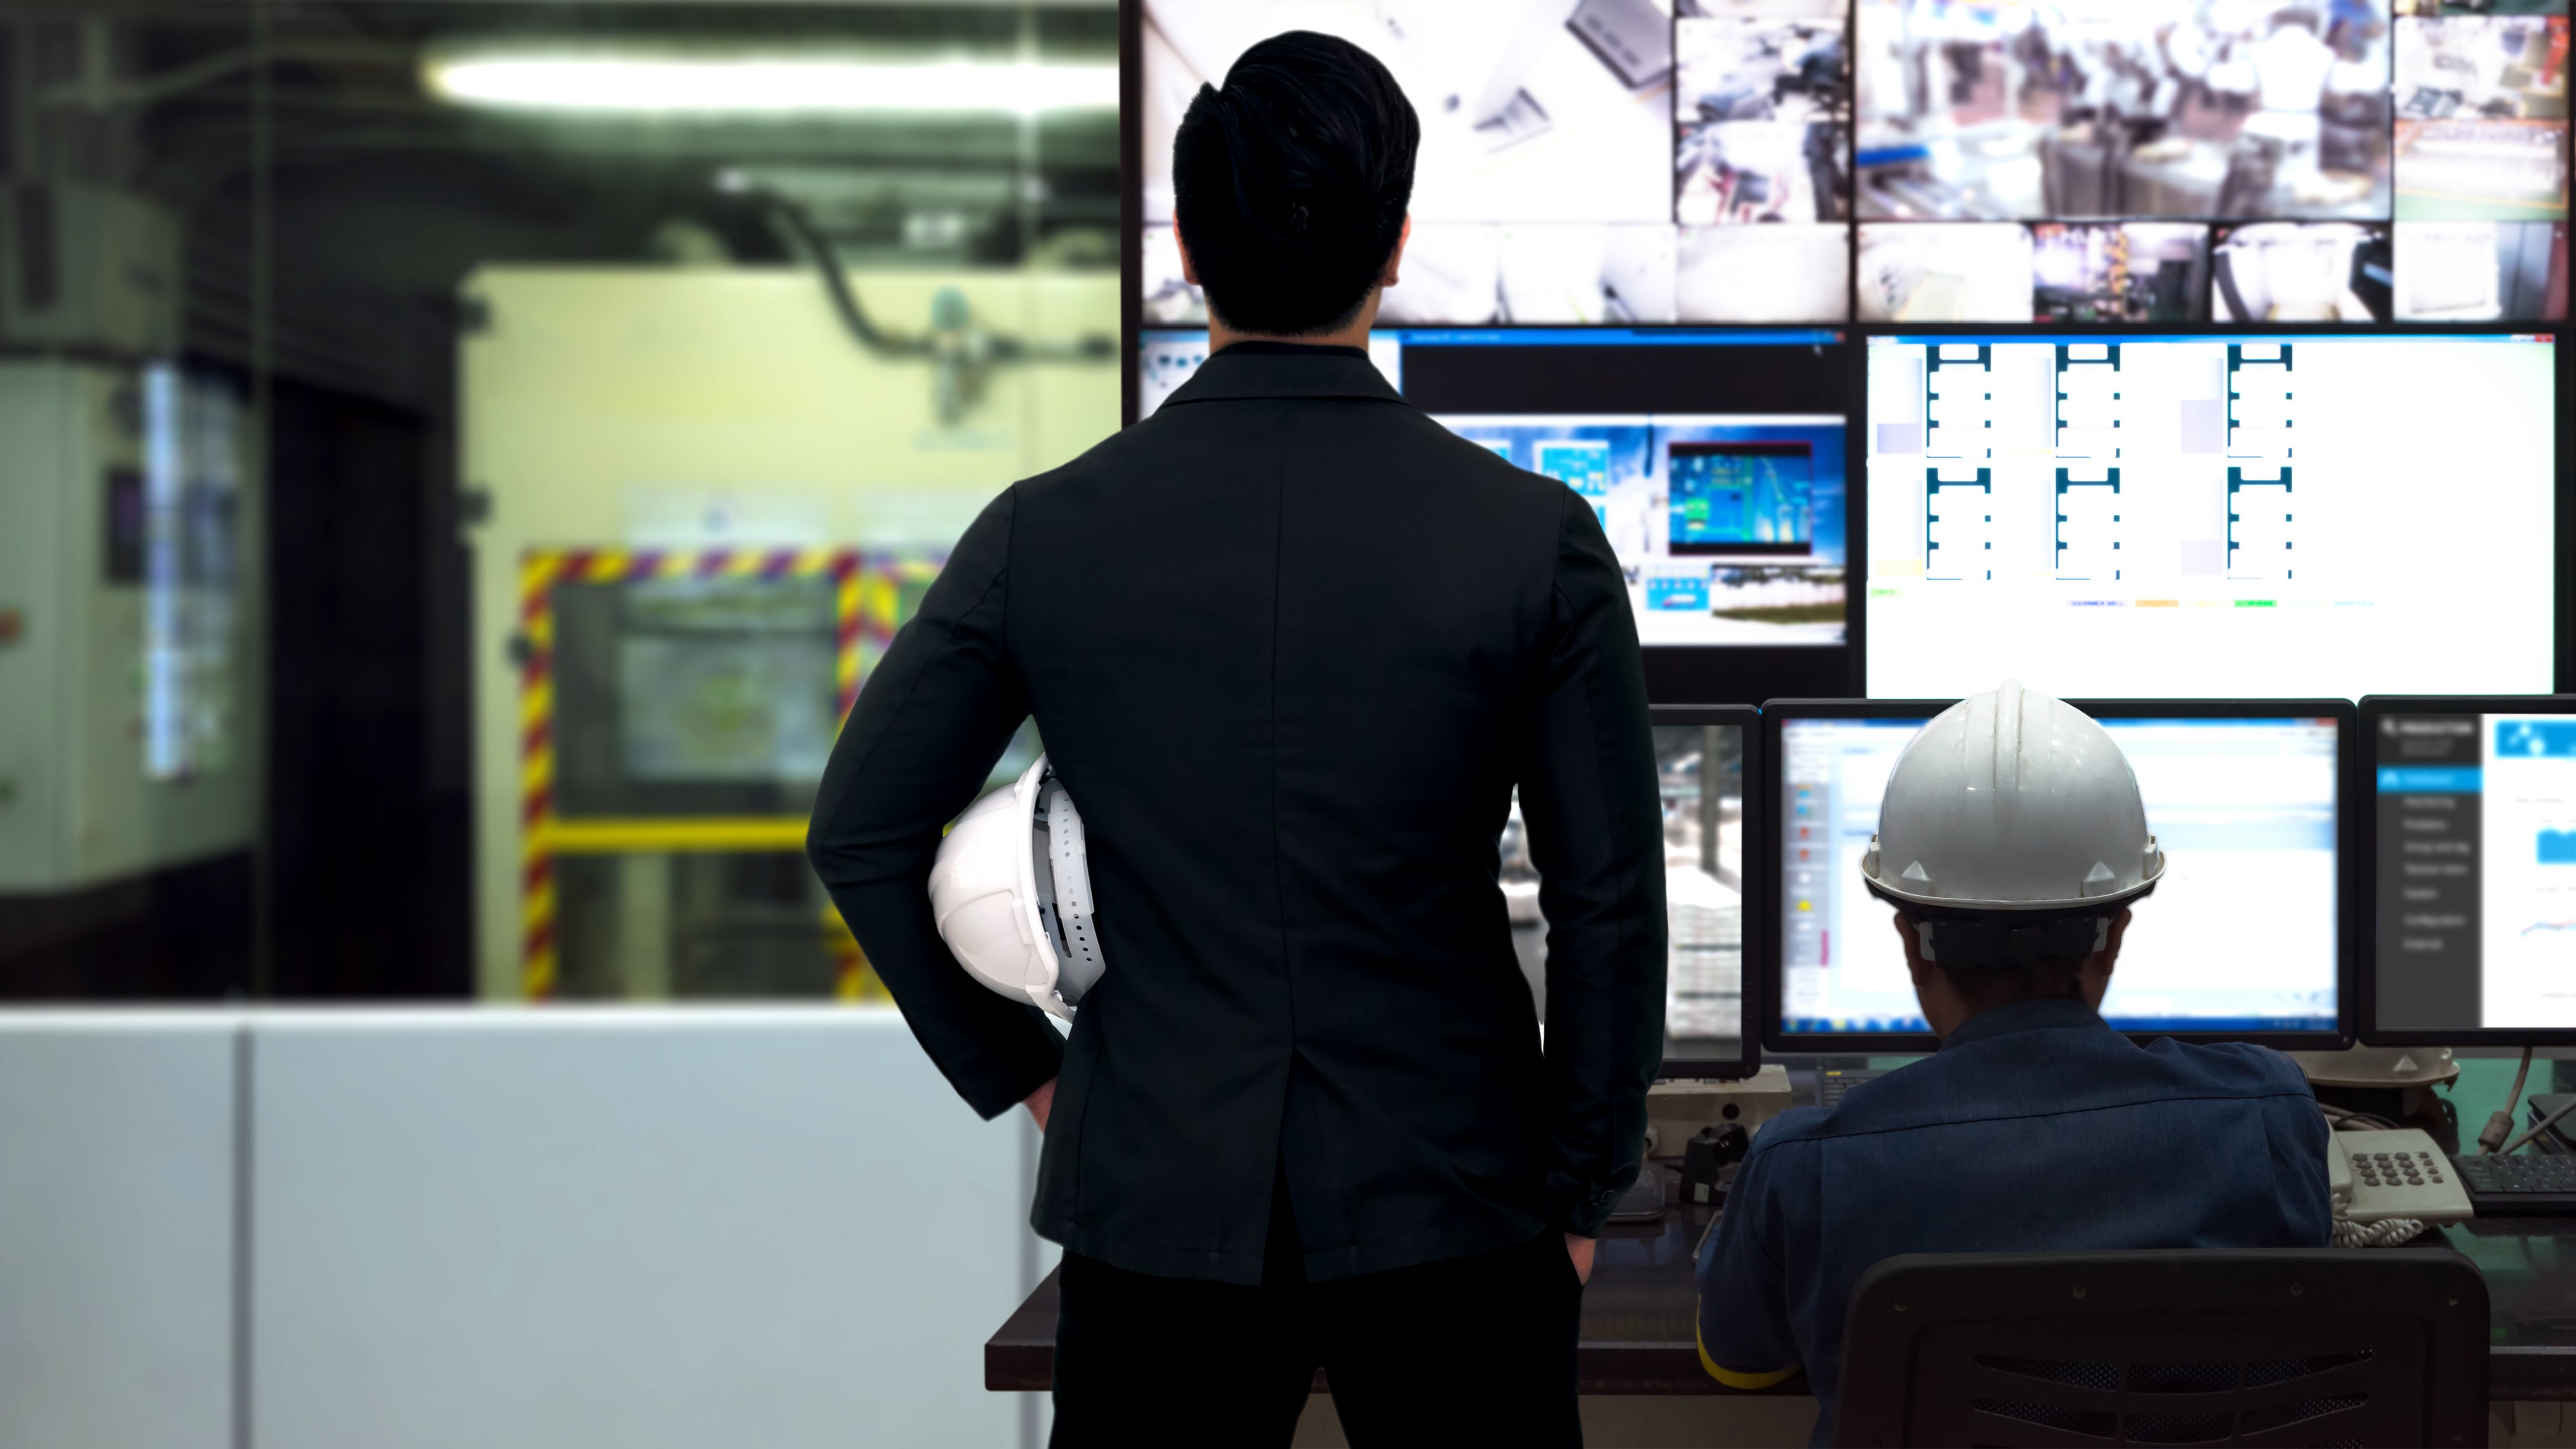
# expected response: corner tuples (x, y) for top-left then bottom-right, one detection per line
(1516, 489), (1668, 1236)
(806, 489), (1066, 1119)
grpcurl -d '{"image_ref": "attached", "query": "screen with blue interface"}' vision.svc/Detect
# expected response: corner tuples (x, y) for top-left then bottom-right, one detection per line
(2375, 710), (2576, 1035)
(1780, 713), (2341, 1036)
(1864, 332), (2559, 699)
(1138, 327), (1850, 650)
(1670, 442), (1813, 556)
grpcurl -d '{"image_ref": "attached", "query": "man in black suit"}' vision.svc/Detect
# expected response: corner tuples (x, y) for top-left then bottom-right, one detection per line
(807, 31), (1664, 1447)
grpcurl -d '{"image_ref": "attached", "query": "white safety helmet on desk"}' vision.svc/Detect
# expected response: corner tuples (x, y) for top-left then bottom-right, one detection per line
(927, 754), (1104, 1021)
(1861, 681), (2165, 967)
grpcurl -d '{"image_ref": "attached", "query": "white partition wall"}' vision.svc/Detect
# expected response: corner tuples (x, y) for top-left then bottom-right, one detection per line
(0, 1014), (239, 1449)
(248, 1009), (1034, 1449)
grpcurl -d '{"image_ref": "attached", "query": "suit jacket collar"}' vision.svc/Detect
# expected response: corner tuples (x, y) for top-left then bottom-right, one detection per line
(1160, 341), (1406, 408)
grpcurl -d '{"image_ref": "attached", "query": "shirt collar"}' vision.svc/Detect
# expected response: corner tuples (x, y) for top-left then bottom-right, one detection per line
(1159, 341), (1407, 408)
(1939, 995), (2114, 1052)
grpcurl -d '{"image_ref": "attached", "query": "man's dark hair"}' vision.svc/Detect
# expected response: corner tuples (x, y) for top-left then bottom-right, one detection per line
(1172, 31), (1419, 337)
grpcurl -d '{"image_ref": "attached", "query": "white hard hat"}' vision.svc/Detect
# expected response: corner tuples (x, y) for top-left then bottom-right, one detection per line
(926, 753), (1104, 1022)
(1862, 682), (2164, 955)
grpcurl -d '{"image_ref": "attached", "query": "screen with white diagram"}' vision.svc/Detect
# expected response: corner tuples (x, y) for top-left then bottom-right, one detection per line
(2374, 708), (2576, 1036)
(1778, 711), (2341, 1037)
(1863, 332), (2558, 699)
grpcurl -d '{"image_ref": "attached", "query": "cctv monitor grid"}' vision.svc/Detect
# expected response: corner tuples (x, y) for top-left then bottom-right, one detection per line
(1133, 1), (2572, 331)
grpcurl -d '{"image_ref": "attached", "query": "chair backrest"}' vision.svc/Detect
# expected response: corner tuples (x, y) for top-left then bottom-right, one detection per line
(1836, 1249), (2488, 1448)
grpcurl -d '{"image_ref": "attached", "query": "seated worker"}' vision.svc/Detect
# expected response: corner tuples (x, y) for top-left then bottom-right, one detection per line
(1696, 682), (2331, 1443)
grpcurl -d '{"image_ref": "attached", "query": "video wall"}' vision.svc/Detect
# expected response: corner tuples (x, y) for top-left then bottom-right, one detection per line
(1129, 0), (2568, 701)
(1135, 0), (2568, 328)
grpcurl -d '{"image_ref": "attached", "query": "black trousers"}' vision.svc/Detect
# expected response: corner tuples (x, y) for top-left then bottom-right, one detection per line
(1049, 1189), (1583, 1448)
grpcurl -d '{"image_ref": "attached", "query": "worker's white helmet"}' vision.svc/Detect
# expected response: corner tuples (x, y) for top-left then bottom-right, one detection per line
(927, 754), (1104, 1022)
(1862, 681), (2164, 928)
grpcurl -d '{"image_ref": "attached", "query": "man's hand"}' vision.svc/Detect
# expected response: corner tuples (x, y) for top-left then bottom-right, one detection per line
(1024, 1077), (1057, 1132)
(1565, 1232), (1595, 1286)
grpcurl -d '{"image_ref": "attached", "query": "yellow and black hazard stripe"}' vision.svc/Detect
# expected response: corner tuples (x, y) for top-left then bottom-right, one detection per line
(517, 547), (908, 1000)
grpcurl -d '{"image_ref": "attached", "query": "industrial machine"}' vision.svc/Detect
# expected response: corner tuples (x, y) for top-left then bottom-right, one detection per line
(460, 266), (1117, 1001)
(0, 184), (255, 894)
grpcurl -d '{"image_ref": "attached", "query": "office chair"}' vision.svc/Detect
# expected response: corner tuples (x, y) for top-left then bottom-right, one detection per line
(1836, 1249), (2488, 1447)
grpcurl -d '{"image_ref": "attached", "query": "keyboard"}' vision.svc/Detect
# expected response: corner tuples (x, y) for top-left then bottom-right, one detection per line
(2452, 1153), (2576, 1216)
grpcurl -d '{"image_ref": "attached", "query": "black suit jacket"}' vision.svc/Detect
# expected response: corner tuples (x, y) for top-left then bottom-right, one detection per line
(807, 342), (1666, 1285)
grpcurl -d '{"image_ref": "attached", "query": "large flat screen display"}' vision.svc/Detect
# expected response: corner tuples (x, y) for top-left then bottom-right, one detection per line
(1862, 331), (2559, 699)
(1138, 327), (1849, 662)
(1773, 704), (2346, 1045)
(2366, 697), (2576, 1043)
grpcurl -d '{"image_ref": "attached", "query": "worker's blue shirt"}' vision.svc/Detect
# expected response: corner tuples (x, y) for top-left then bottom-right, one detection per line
(1694, 997), (2331, 1444)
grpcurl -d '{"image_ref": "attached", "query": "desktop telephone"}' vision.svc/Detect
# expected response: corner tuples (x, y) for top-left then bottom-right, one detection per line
(2329, 1129), (2474, 1226)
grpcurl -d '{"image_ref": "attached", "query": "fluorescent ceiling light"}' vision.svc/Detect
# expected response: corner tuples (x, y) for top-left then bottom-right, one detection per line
(423, 51), (1116, 116)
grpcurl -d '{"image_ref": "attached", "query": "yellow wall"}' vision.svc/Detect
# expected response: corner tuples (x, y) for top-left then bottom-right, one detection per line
(461, 266), (1120, 997)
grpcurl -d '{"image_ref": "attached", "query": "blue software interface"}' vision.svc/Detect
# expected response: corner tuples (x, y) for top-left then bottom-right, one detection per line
(2375, 713), (2576, 1033)
(1669, 442), (1813, 555)
(1138, 326), (1850, 651)
(1780, 714), (2340, 1035)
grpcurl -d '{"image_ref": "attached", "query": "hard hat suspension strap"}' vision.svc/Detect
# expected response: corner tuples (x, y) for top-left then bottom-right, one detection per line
(1038, 775), (1106, 1004)
(1920, 912), (2108, 970)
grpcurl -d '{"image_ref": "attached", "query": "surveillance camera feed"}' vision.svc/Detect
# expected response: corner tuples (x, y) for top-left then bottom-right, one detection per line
(1506, 721), (1746, 1058)
(1778, 711), (2342, 1037)
(1862, 332), (2561, 699)
(1857, 0), (2397, 222)
(1135, 0), (2568, 327)
(2373, 707), (2576, 1034)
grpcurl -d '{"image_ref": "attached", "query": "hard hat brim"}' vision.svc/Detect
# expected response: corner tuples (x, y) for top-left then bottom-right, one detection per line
(1859, 849), (2167, 913)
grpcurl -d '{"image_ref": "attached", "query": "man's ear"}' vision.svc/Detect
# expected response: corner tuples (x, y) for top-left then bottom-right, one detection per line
(1175, 217), (1199, 285)
(1381, 213), (1411, 287)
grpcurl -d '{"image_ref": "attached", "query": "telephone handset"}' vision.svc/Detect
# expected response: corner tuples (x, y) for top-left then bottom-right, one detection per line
(2329, 1128), (2473, 1225)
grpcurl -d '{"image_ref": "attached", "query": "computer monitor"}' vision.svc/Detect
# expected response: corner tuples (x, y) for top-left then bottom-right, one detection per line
(1137, 325), (1854, 701)
(1758, 697), (2352, 1054)
(1505, 705), (1762, 1078)
(1861, 331), (2562, 700)
(2361, 695), (2576, 1046)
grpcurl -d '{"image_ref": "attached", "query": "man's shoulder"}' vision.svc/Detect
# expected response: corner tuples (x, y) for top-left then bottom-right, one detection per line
(2138, 1037), (2318, 1099)
(1017, 396), (1572, 508)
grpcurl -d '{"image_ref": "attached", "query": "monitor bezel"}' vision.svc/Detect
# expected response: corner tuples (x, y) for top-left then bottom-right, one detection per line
(1649, 703), (1764, 1080)
(1755, 696), (2357, 1056)
(2356, 693), (2576, 1049)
